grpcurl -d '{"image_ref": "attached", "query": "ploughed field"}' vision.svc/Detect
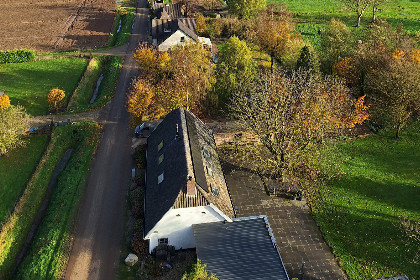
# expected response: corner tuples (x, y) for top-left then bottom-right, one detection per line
(0, 0), (116, 51)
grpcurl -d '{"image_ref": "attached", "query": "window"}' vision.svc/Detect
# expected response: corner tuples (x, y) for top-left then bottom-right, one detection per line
(211, 186), (219, 197)
(158, 172), (164, 184)
(206, 166), (213, 177)
(158, 238), (168, 245)
(158, 154), (164, 165)
(180, 36), (185, 42)
(158, 140), (163, 151)
(202, 147), (210, 160)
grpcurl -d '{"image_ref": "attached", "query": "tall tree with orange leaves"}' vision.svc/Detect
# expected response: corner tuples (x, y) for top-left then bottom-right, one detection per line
(229, 69), (369, 193)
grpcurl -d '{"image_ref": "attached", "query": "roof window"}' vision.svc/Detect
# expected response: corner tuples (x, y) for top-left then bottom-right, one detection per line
(158, 172), (164, 184)
(211, 185), (219, 197)
(206, 166), (213, 177)
(158, 154), (164, 165)
(202, 147), (210, 160)
(158, 140), (164, 151)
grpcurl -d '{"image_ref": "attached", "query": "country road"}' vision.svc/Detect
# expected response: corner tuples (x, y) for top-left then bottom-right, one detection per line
(64, 0), (149, 279)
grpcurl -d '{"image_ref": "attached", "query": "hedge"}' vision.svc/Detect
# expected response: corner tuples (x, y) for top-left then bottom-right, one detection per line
(0, 50), (35, 64)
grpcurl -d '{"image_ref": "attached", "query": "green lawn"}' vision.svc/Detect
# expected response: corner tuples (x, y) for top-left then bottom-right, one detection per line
(0, 123), (99, 279)
(273, 0), (420, 48)
(15, 123), (100, 279)
(0, 58), (88, 116)
(313, 122), (420, 279)
(67, 56), (122, 113)
(0, 135), (49, 227)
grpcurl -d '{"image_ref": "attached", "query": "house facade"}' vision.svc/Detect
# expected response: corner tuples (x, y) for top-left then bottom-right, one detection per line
(144, 108), (234, 253)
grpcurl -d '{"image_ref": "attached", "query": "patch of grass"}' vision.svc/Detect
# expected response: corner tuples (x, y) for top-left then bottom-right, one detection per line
(0, 135), (49, 227)
(273, 0), (420, 48)
(313, 121), (420, 279)
(15, 122), (101, 279)
(107, 7), (135, 47)
(0, 58), (88, 116)
(0, 123), (99, 279)
(66, 56), (122, 113)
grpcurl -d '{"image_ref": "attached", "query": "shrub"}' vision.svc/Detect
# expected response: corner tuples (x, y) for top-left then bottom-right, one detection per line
(0, 50), (35, 64)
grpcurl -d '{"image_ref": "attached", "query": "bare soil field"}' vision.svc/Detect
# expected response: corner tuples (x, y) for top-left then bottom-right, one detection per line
(0, 0), (116, 51)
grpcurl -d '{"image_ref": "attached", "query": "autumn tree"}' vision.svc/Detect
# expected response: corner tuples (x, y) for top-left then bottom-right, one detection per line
(229, 69), (369, 191)
(47, 88), (65, 112)
(364, 54), (420, 138)
(129, 42), (215, 120)
(227, 0), (266, 18)
(320, 19), (355, 73)
(215, 36), (257, 105)
(251, 3), (295, 70)
(0, 105), (29, 155)
(340, 0), (371, 27)
(0, 94), (11, 110)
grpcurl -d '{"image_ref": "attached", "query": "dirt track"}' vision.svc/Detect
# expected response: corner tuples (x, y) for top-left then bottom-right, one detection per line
(64, 0), (149, 278)
(0, 0), (115, 51)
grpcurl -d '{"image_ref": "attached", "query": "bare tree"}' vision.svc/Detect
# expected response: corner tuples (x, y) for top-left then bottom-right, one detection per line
(340, 0), (371, 27)
(371, 0), (392, 22)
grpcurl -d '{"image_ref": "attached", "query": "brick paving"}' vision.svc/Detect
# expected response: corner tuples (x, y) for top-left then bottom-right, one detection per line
(221, 161), (347, 280)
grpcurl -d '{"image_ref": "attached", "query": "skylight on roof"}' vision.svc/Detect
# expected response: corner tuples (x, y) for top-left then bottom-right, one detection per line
(158, 172), (164, 184)
(158, 140), (164, 151)
(158, 154), (164, 165)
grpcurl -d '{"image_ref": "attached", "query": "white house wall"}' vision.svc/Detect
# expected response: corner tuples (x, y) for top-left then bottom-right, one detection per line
(146, 205), (227, 253)
(158, 30), (192, 51)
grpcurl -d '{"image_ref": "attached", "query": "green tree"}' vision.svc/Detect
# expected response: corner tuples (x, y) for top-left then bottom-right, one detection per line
(216, 36), (257, 106)
(296, 45), (319, 72)
(227, 0), (266, 18)
(320, 19), (355, 73)
(182, 260), (218, 280)
(0, 105), (29, 155)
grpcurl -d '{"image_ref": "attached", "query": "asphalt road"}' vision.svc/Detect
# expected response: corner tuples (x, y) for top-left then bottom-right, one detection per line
(64, 1), (150, 279)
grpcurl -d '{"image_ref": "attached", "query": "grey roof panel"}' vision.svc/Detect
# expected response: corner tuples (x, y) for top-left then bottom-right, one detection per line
(193, 217), (289, 280)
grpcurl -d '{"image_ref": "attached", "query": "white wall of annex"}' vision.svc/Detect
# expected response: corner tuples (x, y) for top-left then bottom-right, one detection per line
(147, 205), (226, 253)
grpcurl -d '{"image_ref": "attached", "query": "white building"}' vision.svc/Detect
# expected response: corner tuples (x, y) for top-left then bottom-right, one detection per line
(144, 108), (235, 253)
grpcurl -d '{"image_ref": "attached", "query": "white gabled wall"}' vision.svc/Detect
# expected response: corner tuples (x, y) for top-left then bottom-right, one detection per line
(158, 30), (192, 51)
(145, 205), (228, 253)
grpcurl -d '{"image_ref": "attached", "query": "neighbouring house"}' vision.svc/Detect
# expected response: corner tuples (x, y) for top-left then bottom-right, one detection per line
(144, 108), (235, 253)
(193, 216), (290, 280)
(154, 3), (184, 19)
(151, 18), (212, 52)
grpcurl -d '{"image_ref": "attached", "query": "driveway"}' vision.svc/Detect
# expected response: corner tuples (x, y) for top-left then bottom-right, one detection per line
(64, 0), (150, 279)
(220, 159), (348, 280)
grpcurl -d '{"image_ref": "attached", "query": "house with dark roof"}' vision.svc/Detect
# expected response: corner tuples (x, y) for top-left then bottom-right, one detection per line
(151, 18), (212, 52)
(193, 216), (290, 280)
(144, 108), (235, 253)
(154, 3), (184, 20)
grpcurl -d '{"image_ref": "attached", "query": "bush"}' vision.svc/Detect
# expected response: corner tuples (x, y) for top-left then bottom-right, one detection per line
(0, 49), (35, 64)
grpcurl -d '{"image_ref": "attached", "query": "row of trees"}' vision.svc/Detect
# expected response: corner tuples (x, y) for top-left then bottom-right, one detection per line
(0, 88), (65, 156)
(226, 0), (393, 27)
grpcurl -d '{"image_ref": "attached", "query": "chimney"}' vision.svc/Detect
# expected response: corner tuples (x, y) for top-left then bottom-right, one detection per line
(186, 175), (195, 196)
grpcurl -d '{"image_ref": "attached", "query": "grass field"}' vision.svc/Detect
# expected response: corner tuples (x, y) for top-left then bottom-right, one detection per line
(313, 122), (420, 279)
(0, 58), (88, 116)
(15, 122), (100, 279)
(273, 0), (420, 48)
(0, 123), (99, 279)
(0, 135), (49, 227)
(67, 56), (122, 113)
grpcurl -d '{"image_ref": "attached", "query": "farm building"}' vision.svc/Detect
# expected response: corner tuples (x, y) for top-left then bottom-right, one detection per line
(144, 108), (235, 253)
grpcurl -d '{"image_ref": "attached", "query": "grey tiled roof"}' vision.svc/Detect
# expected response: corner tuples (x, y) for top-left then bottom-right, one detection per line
(151, 18), (198, 45)
(193, 216), (289, 280)
(144, 108), (234, 236)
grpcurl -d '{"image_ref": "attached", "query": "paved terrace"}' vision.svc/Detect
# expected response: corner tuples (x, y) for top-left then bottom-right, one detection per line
(220, 160), (347, 280)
